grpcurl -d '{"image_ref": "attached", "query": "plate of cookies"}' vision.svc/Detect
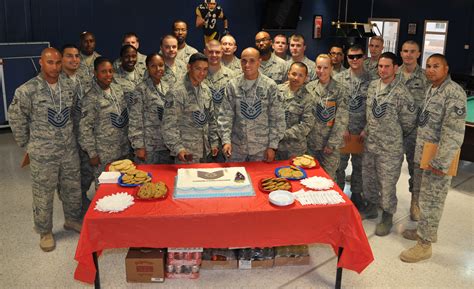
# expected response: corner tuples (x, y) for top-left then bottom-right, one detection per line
(118, 169), (152, 187)
(259, 177), (292, 193)
(134, 182), (168, 201)
(108, 159), (136, 173)
(292, 155), (319, 169)
(275, 165), (307, 180)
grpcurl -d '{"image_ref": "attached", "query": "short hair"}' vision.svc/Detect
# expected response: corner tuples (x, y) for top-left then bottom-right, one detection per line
(289, 61), (308, 75)
(348, 44), (364, 53)
(289, 34), (305, 44)
(220, 35), (236, 44)
(122, 32), (139, 43)
(94, 56), (112, 71)
(145, 53), (164, 66)
(316, 54), (333, 66)
(172, 19), (187, 30)
(273, 34), (287, 41)
(401, 40), (421, 51)
(427, 53), (448, 66)
(188, 52), (208, 65)
(370, 36), (384, 43)
(329, 44), (344, 52)
(205, 39), (221, 50)
(79, 31), (95, 40)
(120, 44), (137, 57)
(160, 34), (178, 46)
(379, 52), (399, 65)
(61, 44), (79, 54)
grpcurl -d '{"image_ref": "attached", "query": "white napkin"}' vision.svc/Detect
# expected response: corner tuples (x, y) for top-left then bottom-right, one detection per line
(94, 192), (135, 213)
(293, 189), (345, 205)
(300, 176), (334, 190)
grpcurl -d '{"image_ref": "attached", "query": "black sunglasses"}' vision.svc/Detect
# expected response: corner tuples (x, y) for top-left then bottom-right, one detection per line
(347, 54), (364, 60)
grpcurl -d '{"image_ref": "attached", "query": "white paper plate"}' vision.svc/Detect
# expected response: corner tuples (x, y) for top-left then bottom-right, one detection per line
(269, 190), (295, 206)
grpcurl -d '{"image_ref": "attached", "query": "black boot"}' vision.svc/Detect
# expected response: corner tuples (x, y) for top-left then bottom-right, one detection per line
(361, 202), (378, 219)
(375, 211), (393, 236)
(350, 193), (367, 212)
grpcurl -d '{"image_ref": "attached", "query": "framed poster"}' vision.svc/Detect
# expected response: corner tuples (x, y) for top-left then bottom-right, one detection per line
(313, 15), (323, 39)
(408, 23), (417, 35)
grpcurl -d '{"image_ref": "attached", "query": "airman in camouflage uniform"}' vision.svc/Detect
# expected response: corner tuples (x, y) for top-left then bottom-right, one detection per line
(203, 40), (237, 162)
(79, 58), (131, 184)
(400, 54), (466, 263)
(306, 55), (348, 180)
(173, 20), (199, 64)
(162, 53), (219, 163)
(272, 34), (291, 61)
(362, 52), (417, 237)
(78, 31), (101, 78)
(8, 48), (82, 251)
(160, 35), (188, 85)
(363, 36), (384, 81)
(276, 62), (314, 159)
(334, 45), (370, 210)
(112, 32), (147, 76)
(128, 53), (173, 164)
(218, 48), (285, 162)
(61, 44), (94, 213)
(397, 41), (430, 221)
(329, 45), (347, 76)
(221, 35), (241, 73)
(287, 34), (316, 81)
(255, 31), (287, 84)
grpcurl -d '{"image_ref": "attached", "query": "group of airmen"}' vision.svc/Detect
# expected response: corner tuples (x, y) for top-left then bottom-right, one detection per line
(8, 18), (466, 265)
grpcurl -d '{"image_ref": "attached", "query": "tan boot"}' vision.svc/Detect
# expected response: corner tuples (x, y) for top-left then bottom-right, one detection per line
(400, 240), (432, 263)
(64, 219), (82, 233)
(410, 200), (420, 221)
(402, 229), (437, 243)
(40, 233), (56, 252)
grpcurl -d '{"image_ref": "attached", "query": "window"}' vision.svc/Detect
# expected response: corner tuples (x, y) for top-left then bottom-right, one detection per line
(368, 18), (400, 55)
(422, 20), (449, 68)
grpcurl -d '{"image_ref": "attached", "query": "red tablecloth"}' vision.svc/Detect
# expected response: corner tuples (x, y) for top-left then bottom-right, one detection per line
(74, 161), (373, 284)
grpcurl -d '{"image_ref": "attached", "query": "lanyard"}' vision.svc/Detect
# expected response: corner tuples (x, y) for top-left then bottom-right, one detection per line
(375, 78), (400, 105)
(105, 87), (121, 115)
(349, 71), (361, 98)
(47, 82), (62, 113)
(420, 86), (439, 116)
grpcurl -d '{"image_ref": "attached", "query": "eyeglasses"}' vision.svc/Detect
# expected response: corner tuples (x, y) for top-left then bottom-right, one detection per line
(347, 54), (364, 60)
(329, 52), (344, 56)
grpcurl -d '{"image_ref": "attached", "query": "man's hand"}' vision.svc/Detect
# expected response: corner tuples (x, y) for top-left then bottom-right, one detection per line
(428, 165), (446, 176)
(264, 148), (276, 163)
(222, 143), (232, 158)
(89, 156), (100, 166)
(211, 147), (219, 157)
(177, 149), (188, 162)
(135, 148), (146, 161)
(323, 146), (333, 154)
(343, 130), (351, 143)
(359, 130), (367, 144)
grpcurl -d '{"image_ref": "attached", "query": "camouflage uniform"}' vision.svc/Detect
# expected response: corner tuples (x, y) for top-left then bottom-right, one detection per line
(8, 75), (82, 234)
(334, 69), (370, 196)
(128, 77), (173, 164)
(203, 65), (237, 162)
(273, 52), (291, 61)
(161, 59), (187, 85)
(176, 44), (199, 64)
(397, 64), (430, 194)
(222, 56), (241, 73)
(78, 51), (101, 78)
(363, 78), (417, 214)
(306, 79), (349, 180)
(260, 53), (287, 84)
(363, 58), (379, 81)
(414, 76), (466, 242)
(276, 83), (315, 160)
(79, 81), (131, 182)
(286, 56), (316, 81)
(61, 71), (94, 202)
(113, 52), (147, 77)
(218, 73), (285, 162)
(332, 65), (347, 76)
(162, 74), (219, 163)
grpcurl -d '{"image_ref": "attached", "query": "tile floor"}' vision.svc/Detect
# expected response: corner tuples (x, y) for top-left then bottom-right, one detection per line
(0, 129), (472, 289)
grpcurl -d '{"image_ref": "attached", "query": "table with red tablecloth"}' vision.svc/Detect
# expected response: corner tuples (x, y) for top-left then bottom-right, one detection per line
(74, 161), (373, 284)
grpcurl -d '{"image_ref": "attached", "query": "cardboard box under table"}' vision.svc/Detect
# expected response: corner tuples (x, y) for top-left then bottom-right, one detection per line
(125, 248), (164, 283)
(74, 161), (374, 288)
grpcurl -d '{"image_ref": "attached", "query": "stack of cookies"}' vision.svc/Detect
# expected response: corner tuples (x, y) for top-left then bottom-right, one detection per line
(109, 159), (136, 173)
(121, 169), (152, 185)
(137, 182), (167, 199)
(293, 155), (317, 168)
(277, 166), (304, 179)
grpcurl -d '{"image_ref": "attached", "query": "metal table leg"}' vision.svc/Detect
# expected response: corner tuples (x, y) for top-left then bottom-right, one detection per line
(93, 252), (101, 289)
(335, 247), (343, 289)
